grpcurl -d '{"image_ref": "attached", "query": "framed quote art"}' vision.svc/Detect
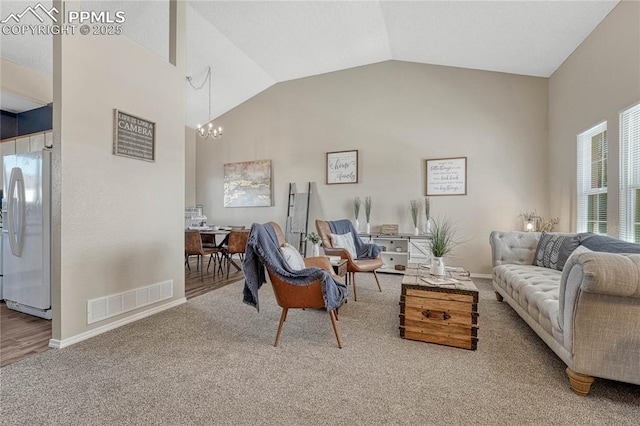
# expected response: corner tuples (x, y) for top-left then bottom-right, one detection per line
(326, 150), (358, 184)
(426, 157), (467, 196)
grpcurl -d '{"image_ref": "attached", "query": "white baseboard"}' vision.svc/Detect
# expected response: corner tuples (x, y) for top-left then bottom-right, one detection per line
(49, 297), (186, 349)
(471, 273), (492, 279)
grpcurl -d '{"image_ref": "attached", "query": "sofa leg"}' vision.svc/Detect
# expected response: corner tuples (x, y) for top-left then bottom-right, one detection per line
(494, 291), (503, 302)
(566, 368), (594, 396)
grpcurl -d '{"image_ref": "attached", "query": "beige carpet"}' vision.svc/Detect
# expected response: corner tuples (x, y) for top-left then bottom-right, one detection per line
(1, 274), (638, 425)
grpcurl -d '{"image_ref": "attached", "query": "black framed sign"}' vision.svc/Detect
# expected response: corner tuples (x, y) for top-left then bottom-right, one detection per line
(113, 109), (156, 162)
(326, 150), (358, 184)
(426, 157), (467, 196)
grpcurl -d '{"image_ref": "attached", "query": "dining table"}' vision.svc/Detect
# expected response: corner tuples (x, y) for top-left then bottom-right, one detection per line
(189, 226), (246, 275)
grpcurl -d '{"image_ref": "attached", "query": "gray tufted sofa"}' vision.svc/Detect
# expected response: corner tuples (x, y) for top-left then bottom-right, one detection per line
(490, 231), (640, 396)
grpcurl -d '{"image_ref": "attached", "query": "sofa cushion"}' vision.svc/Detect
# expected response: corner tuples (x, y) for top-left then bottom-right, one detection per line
(493, 264), (562, 341)
(533, 232), (580, 271)
(578, 233), (640, 253)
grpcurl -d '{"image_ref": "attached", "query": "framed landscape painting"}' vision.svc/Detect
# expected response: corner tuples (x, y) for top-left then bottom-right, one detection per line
(224, 160), (273, 207)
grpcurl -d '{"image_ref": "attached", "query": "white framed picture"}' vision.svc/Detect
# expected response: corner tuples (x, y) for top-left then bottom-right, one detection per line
(326, 150), (358, 184)
(426, 157), (467, 196)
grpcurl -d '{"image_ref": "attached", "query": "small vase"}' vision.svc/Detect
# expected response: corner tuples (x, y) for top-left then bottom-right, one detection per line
(425, 220), (432, 234)
(312, 243), (320, 257)
(431, 256), (445, 276)
(366, 222), (371, 234)
(355, 219), (360, 232)
(414, 226), (419, 236)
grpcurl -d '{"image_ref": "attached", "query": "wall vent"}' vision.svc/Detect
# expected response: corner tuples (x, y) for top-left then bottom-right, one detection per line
(87, 280), (173, 324)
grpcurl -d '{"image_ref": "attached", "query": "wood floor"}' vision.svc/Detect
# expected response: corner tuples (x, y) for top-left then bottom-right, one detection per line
(0, 301), (52, 368)
(0, 256), (244, 368)
(184, 255), (244, 299)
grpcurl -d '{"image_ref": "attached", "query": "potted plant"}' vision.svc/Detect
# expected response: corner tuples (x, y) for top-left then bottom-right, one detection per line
(410, 200), (420, 236)
(364, 196), (372, 234)
(429, 217), (458, 276)
(305, 232), (322, 257)
(353, 197), (361, 231)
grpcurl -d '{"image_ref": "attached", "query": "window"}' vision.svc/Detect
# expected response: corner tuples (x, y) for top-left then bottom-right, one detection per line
(620, 103), (640, 243)
(577, 122), (607, 234)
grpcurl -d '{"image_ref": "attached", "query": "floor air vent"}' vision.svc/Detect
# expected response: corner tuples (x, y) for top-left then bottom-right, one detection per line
(87, 280), (173, 324)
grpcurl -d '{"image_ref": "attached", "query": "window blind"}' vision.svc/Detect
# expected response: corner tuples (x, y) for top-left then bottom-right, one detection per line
(620, 102), (640, 243)
(577, 122), (607, 234)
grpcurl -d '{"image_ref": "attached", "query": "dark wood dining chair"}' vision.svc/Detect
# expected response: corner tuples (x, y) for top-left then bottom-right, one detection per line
(185, 231), (222, 281)
(224, 229), (250, 277)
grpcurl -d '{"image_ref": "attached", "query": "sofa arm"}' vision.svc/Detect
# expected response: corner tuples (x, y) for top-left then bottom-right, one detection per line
(574, 252), (640, 298)
(559, 250), (640, 383)
(560, 249), (640, 329)
(489, 231), (540, 267)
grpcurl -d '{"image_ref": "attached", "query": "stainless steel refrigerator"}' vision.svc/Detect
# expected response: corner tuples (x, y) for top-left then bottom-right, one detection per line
(2, 150), (52, 319)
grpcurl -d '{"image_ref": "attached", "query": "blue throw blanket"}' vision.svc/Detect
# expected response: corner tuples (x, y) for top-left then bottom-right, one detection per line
(242, 223), (348, 312)
(328, 219), (381, 259)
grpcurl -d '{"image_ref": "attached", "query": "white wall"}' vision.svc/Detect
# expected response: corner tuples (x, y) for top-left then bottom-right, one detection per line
(185, 126), (196, 206)
(52, 1), (186, 342)
(548, 0), (640, 234)
(196, 60), (548, 274)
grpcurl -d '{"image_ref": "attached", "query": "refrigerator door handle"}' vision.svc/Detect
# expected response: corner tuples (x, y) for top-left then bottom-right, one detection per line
(7, 167), (26, 257)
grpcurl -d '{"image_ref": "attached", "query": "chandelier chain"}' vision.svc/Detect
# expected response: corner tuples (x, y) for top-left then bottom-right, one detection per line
(186, 66), (222, 140)
(186, 66), (212, 120)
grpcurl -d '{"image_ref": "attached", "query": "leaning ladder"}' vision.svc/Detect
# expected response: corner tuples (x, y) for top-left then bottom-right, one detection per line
(286, 182), (311, 256)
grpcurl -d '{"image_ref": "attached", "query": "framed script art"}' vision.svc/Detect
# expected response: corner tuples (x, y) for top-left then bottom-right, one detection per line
(112, 109), (156, 162)
(426, 157), (467, 196)
(326, 150), (358, 184)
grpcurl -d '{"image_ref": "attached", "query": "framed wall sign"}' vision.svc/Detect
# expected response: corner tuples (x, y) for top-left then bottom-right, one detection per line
(326, 150), (358, 184)
(113, 109), (156, 162)
(426, 157), (467, 196)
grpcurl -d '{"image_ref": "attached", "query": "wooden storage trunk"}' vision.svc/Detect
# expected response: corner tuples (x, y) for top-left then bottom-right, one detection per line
(399, 284), (479, 350)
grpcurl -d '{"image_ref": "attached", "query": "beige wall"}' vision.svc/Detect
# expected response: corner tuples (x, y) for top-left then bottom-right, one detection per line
(185, 126), (196, 206)
(196, 60), (548, 274)
(549, 0), (640, 234)
(52, 1), (186, 342)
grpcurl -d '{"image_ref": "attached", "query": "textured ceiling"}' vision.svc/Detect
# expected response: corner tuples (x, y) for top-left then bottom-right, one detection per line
(0, 1), (621, 127)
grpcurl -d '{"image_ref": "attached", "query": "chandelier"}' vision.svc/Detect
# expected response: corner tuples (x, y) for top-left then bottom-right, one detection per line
(186, 66), (223, 140)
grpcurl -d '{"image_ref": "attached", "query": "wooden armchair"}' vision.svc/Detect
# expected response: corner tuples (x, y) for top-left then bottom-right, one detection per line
(266, 222), (343, 348)
(315, 219), (383, 301)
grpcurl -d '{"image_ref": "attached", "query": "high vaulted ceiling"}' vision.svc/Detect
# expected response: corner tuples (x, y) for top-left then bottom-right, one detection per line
(187, 0), (619, 128)
(1, 1), (621, 127)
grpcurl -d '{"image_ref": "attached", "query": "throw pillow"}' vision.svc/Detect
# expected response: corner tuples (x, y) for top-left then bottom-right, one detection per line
(557, 234), (581, 270)
(533, 232), (580, 271)
(280, 244), (306, 271)
(578, 233), (640, 254)
(331, 232), (358, 260)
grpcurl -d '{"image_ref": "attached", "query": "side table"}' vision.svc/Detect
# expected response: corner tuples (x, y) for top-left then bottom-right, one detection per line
(330, 259), (348, 280)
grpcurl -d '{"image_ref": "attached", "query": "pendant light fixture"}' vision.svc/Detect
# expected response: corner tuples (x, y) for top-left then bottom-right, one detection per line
(186, 66), (222, 140)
